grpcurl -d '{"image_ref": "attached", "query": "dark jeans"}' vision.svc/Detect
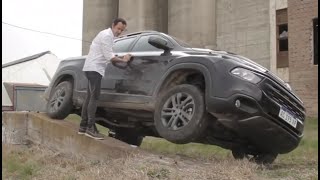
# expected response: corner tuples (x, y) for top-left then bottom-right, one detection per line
(80, 71), (102, 129)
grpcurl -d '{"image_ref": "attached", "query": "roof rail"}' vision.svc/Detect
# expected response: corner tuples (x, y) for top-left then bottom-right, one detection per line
(119, 30), (159, 38)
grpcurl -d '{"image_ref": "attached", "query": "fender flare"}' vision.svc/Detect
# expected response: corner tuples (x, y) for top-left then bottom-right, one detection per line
(51, 70), (77, 88)
(153, 63), (213, 99)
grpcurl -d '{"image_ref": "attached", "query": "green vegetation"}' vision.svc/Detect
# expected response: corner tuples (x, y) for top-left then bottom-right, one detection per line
(141, 137), (230, 159)
(279, 117), (318, 161)
(2, 147), (40, 180)
(258, 117), (318, 179)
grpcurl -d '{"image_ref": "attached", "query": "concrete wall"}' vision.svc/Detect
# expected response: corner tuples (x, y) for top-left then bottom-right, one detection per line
(168, 0), (216, 49)
(119, 0), (168, 34)
(216, 0), (271, 69)
(288, 0), (318, 117)
(82, 0), (119, 55)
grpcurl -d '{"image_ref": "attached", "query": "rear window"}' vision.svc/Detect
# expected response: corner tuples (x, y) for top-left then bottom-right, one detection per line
(113, 37), (135, 52)
(131, 35), (167, 52)
(172, 36), (192, 48)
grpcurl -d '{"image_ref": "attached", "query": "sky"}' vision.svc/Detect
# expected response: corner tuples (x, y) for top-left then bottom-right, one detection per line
(2, 0), (83, 64)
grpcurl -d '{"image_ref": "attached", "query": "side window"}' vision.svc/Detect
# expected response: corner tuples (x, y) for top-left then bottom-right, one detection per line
(276, 9), (289, 68)
(113, 37), (135, 53)
(314, 18), (318, 65)
(131, 35), (171, 52)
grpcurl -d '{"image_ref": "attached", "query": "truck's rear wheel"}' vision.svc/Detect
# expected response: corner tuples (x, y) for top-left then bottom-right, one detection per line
(46, 81), (73, 119)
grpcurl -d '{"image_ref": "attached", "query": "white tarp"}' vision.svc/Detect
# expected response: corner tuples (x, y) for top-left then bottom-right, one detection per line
(2, 52), (61, 106)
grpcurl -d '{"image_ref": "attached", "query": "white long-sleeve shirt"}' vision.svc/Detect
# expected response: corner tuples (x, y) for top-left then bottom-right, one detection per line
(83, 28), (115, 77)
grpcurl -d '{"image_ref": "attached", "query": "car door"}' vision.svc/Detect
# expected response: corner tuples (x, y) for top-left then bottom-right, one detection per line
(99, 36), (137, 102)
(117, 34), (175, 96)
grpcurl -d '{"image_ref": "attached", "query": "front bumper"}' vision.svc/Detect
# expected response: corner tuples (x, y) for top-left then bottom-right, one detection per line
(206, 79), (305, 154)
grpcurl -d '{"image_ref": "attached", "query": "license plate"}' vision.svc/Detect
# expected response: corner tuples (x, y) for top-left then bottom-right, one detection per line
(278, 108), (298, 128)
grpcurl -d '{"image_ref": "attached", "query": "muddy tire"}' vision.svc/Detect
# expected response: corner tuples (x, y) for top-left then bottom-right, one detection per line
(109, 128), (144, 146)
(46, 81), (73, 119)
(231, 149), (277, 165)
(154, 84), (208, 144)
(232, 149), (246, 160)
(253, 153), (278, 165)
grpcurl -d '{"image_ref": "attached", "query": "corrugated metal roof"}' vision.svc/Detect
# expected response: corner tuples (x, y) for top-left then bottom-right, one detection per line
(2, 51), (52, 68)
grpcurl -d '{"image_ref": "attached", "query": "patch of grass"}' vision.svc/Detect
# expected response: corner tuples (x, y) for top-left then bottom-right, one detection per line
(64, 176), (77, 180)
(255, 118), (318, 179)
(21, 163), (38, 177)
(6, 156), (21, 173)
(141, 137), (230, 159)
(278, 118), (318, 162)
(147, 167), (170, 179)
(2, 147), (40, 180)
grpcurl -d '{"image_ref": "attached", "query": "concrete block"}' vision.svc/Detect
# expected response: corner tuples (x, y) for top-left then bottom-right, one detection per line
(2, 112), (28, 145)
(29, 113), (137, 160)
(2, 112), (138, 161)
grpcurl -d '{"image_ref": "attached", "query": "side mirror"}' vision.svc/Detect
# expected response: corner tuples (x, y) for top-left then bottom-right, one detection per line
(148, 37), (173, 55)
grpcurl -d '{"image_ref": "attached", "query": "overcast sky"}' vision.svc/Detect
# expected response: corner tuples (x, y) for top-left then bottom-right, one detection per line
(2, 0), (83, 64)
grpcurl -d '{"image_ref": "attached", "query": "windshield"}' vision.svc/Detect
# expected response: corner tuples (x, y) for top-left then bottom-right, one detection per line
(172, 36), (192, 48)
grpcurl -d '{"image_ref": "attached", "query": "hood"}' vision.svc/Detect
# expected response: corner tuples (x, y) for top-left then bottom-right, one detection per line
(189, 48), (301, 102)
(188, 48), (268, 73)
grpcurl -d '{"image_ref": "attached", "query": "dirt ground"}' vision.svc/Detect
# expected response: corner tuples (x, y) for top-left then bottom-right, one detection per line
(2, 143), (257, 180)
(2, 142), (318, 180)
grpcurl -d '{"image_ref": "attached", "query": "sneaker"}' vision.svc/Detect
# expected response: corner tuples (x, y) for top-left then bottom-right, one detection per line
(78, 124), (97, 135)
(78, 127), (87, 135)
(85, 126), (104, 140)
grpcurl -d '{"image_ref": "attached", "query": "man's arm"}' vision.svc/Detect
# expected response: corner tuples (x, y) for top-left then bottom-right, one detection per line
(111, 54), (131, 63)
(101, 35), (131, 63)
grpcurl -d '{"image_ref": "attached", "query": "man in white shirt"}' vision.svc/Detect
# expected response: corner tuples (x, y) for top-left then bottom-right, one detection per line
(79, 18), (131, 140)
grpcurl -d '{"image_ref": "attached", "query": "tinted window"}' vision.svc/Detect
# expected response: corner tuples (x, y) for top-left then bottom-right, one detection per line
(132, 35), (171, 52)
(172, 36), (192, 48)
(113, 37), (135, 53)
(314, 18), (318, 65)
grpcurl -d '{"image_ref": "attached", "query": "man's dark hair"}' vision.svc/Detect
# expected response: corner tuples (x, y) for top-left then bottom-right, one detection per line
(112, 18), (127, 26)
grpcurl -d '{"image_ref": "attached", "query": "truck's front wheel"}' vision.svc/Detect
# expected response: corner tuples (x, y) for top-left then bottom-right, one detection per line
(154, 84), (208, 144)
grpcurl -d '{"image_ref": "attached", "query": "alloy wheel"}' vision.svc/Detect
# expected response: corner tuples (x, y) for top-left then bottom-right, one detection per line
(49, 87), (67, 112)
(160, 92), (195, 130)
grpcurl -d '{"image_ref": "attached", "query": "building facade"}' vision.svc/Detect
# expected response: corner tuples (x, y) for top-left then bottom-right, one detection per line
(287, 0), (318, 117)
(82, 0), (318, 117)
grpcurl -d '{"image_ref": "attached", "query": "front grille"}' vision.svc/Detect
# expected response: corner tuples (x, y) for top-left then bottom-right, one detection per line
(263, 82), (305, 121)
(259, 78), (306, 136)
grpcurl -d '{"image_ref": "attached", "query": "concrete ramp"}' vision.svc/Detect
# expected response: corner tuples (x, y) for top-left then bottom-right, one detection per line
(2, 112), (138, 160)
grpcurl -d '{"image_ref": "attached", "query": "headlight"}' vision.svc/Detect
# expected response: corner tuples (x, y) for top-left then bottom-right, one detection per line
(285, 83), (292, 91)
(231, 68), (262, 83)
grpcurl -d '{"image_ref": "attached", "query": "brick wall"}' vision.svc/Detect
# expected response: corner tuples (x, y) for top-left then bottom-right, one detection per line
(216, 0), (271, 68)
(288, 0), (318, 117)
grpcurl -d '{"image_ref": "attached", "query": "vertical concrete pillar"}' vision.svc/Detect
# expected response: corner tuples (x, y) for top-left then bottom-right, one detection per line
(118, 0), (168, 34)
(168, 0), (217, 49)
(2, 112), (28, 145)
(82, 0), (119, 55)
(269, 0), (277, 73)
(270, 0), (288, 74)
